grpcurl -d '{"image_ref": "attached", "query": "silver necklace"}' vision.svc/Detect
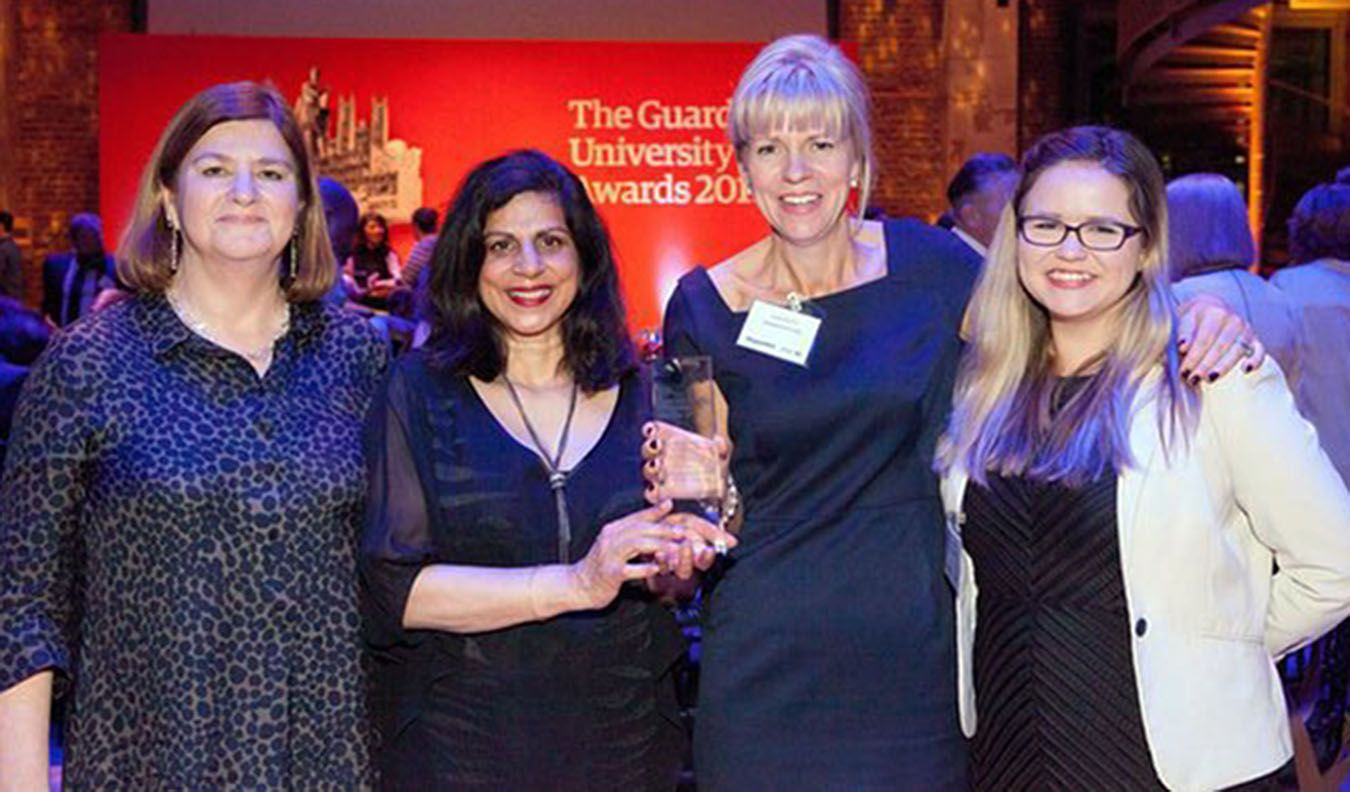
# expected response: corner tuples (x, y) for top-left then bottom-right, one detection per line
(165, 288), (290, 365)
(502, 377), (580, 563)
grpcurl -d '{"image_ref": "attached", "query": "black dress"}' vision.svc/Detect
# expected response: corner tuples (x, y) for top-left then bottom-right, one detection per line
(663, 219), (978, 789)
(964, 437), (1288, 791)
(964, 472), (1166, 790)
(360, 354), (685, 790)
(0, 294), (384, 786)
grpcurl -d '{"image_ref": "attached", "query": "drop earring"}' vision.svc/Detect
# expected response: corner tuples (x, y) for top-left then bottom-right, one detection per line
(169, 223), (181, 274)
(287, 236), (298, 283)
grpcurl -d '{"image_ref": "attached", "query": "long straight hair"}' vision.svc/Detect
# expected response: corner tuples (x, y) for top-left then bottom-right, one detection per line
(937, 126), (1198, 486)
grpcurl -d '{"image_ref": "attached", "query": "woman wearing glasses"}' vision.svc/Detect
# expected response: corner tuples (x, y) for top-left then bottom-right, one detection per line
(937, 126), (1350, 791)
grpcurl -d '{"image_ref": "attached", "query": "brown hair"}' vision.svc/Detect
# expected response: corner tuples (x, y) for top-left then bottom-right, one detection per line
(1288, 183), (1350, 264)
(116, 81), (334, 301)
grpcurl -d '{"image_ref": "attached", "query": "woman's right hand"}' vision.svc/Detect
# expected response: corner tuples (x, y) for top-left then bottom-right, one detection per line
(640, 421), (730, 506)
(568, 500), (684, 610)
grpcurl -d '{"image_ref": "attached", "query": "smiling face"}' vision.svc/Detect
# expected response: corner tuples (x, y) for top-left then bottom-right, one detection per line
(477, 190), (580, 348)
(741, 124), (860, 247)
(1017, 161), (1145, 339)
(164, 119), (301, 270)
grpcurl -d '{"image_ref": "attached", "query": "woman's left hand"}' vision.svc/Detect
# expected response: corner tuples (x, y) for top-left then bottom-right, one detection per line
(645, 511), (737, 601)
(1176, 294), (1266, 384)
(652, 511), (735, 580)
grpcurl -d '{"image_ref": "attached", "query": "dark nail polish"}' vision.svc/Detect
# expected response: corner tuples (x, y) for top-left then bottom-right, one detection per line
(1189, 375), (1201, 386)
(1180, 368), (1191, 379)
(1207, 372), (1219, 382)
(1243, 363), (1254, 373)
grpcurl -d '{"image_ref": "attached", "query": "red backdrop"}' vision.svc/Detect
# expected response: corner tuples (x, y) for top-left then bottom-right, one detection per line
(98, 34), (772, 330)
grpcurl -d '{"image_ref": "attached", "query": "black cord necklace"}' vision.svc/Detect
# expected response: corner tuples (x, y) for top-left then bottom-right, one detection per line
(502, 377), (580, 563)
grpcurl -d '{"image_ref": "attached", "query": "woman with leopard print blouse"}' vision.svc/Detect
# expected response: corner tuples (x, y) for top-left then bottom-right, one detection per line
(0, 82), (383, 787)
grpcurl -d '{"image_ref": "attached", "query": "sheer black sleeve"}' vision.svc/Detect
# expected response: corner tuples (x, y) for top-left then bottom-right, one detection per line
(359, 361), (435, 649)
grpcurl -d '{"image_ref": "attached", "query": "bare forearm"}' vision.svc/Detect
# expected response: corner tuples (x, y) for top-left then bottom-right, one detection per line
(403, 563), (591, 634)
(0, 671), (52, 791)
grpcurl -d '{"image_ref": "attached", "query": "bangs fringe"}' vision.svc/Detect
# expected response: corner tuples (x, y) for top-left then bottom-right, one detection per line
(733, 68), (852, 144)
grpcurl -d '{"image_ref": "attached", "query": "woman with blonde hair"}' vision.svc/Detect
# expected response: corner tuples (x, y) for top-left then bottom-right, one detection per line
(0, 81), (383, 786)
(938, 126), (1350, 790)
(643, 36), (1261, 788)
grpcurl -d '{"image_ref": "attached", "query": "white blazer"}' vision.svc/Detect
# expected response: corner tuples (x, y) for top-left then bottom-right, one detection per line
(939, 359), (1350, 792)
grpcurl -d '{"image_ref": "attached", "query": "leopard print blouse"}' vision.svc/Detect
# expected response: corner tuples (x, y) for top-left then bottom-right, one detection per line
(0, 293), (385, 787)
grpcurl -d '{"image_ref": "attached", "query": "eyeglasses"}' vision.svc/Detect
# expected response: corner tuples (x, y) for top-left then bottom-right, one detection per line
(1017, 215), (1145, 252)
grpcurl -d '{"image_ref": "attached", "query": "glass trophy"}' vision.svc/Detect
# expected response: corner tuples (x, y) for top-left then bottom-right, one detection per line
(651, 355), (726, 534)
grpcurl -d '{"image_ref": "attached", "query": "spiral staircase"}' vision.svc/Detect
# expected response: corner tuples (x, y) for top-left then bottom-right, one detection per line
(1117, 1), (1273, 233)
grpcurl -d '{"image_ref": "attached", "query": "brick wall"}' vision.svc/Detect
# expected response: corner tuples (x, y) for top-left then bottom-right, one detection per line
(1017, 0), (1075, 151)
(3, 0), (133, 307)
(838, 0), (948, 220)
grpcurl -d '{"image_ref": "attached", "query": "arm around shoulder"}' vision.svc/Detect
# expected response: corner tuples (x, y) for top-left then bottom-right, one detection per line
(1206, 358), (1350, 656)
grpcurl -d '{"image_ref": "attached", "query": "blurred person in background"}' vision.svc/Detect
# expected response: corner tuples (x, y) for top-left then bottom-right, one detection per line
(1272, 182), (1350, 486)
(319, 176), (358, 305)
(945, 152), (1019, 261)
(0, 297), (49, 469)
(41, 213), (118, 327)
(400, 206), (439, 290)
(344, 211), (402, 309)
(0, 211), (21, 300)
(1168, 173), (1303, 393)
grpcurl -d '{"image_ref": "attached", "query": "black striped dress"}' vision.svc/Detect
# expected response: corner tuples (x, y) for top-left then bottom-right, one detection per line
(964, 454), (1288, 790)
(964, 470), (1164, 790)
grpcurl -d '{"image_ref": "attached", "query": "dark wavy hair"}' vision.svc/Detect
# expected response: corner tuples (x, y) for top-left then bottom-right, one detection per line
(356, 212), (391, 253)
(1288, 183), (1350, 265)
(425, 149), (635, 391)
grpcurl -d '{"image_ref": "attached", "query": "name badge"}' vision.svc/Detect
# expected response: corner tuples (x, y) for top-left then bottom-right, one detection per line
(735, 299), (821, 366)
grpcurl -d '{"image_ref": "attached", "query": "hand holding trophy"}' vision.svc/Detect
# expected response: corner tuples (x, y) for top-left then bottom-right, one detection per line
(644, 355), (738, 558)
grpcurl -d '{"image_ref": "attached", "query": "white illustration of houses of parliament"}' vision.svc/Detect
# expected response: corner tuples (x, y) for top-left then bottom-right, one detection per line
(312, 88), (424, 223)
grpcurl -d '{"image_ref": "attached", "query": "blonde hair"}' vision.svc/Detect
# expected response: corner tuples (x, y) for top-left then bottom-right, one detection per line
(117, 81), (335, 301)
(728, 35), (875, 218)
(937, 126), (1198, 486)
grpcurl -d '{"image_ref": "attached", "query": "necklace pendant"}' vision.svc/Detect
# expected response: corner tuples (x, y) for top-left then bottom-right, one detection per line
(786, 291), (805, 313)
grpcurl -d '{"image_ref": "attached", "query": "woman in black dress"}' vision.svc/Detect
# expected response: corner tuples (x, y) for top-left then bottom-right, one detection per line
(359, 149), (733, 789)
(938, 126), (1350, 790)
(0, 81), (383, 786)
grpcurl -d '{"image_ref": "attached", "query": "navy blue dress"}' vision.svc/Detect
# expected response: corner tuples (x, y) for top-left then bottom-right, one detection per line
(359, 356), (686, 790)
(663, 219), (978, 789)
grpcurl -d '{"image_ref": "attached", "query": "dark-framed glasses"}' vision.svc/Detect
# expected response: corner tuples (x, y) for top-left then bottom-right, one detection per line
(1017, 215), (1144, 252)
